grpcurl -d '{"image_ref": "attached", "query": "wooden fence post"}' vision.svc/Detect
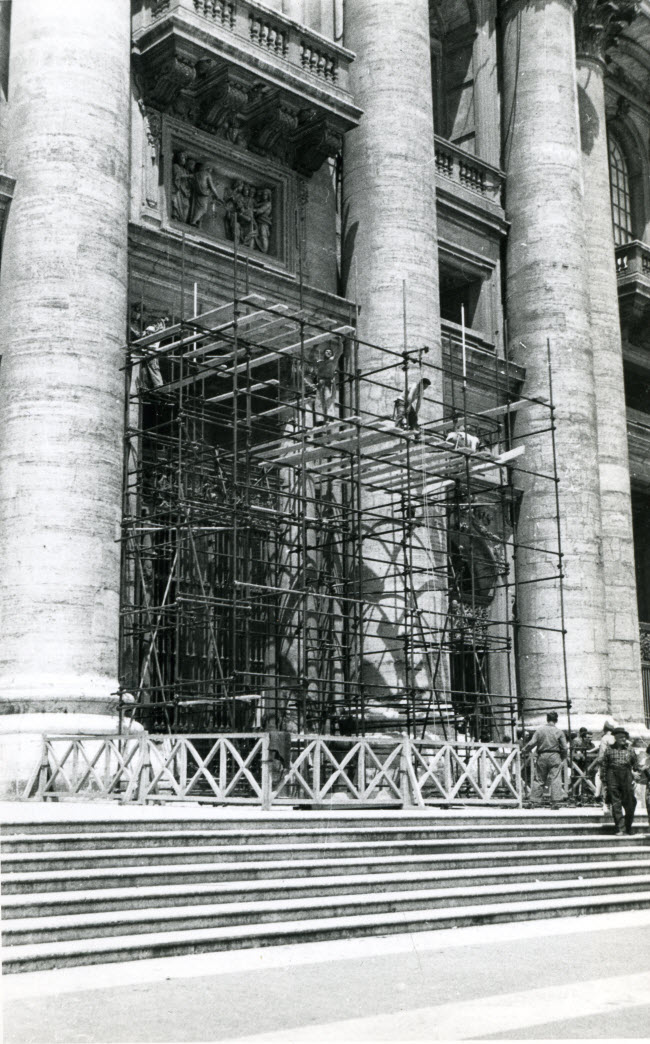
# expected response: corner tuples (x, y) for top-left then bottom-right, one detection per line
(37, 737), (50, 799)
(261, 734), (272, 810)
(136, 734), (151, 804)
(401, 737), (413, 807)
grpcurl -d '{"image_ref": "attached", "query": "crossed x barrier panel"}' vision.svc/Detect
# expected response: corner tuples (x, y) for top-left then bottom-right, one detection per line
(23, 733), (535, 807)
(32, 736), (639, 809)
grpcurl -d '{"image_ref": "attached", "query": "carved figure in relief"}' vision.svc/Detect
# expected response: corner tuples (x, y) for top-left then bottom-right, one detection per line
(171, 150), (192, 223)
(238, 183), (257, 247)
(224, 178), (244, 241)
(189, 163), (224, 227)
(254, 188), (273, 253)
(220, 114), (247, 146)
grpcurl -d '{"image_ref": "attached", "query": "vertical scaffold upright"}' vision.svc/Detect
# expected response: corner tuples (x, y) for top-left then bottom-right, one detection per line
(120, 278), (571, 742)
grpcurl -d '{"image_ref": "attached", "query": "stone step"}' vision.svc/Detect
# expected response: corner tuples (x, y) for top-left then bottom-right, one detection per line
(4, 890), (650, 973)
(5, 874), (650, 945)
(3, 842), (647, 894)
(0, 821), (628, 853)
(3, 831), (644, 874)
(5, 857), (649, 919)
(0, 810), (607, 837)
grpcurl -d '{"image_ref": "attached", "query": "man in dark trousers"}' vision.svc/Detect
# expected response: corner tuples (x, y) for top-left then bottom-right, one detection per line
(597, 727), (640, 835)
(524, 711), (568, 806)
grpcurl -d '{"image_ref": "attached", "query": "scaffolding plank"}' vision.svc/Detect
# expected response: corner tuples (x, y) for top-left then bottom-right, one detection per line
(130, 294), (264, 348)
(207, 379), (280, 405)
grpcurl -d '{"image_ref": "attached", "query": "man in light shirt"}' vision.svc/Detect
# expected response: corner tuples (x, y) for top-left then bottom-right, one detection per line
(524, 711), (568, 806)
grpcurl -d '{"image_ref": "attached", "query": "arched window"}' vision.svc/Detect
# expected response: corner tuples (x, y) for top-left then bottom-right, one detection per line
(430, 0), (477, 152)
(609, 137), (634, 246)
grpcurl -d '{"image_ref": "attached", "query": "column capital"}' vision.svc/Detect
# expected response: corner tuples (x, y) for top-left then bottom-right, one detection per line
(574, 0), (638, 64)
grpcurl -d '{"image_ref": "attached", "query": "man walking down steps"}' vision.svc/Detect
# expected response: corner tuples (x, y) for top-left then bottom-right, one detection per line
(524, 711), (568, 807)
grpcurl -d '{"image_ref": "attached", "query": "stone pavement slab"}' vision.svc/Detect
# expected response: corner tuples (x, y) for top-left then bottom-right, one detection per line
(4, 909), (650, 1043)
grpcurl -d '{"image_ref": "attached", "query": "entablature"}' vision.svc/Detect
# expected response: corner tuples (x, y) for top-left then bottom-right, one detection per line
(133, 0), (361, 178)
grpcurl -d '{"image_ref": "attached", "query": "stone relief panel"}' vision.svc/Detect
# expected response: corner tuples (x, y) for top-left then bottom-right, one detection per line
(162, 118), (296, 270)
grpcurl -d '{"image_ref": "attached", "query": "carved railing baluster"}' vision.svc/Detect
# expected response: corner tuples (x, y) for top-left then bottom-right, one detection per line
(193, 0), (236, 28)
(300, 40), (338, 82)
(249, 14), (288, 56)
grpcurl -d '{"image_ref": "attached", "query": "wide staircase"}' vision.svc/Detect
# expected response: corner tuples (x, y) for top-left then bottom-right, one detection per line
(2, 808), (650, 973)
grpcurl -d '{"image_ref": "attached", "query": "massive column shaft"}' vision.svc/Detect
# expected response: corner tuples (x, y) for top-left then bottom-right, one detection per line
(342, 0), (445, 722)
(0, 0), (130, 730)
(501, 0), (610, 720)
(576, 30), (643, 722)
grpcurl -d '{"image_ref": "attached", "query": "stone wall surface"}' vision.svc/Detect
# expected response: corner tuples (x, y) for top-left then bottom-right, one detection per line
(0, 0), (131, 719)
(502, 0), (610, 719)
(578, 55), (644, 722)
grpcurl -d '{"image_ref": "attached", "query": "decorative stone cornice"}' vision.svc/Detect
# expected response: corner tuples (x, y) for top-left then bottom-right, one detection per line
(133, 0), (360, 178)
(193, 65), (251, 135)
(293, 111), (344, 177)
(574, 0), (639, 64)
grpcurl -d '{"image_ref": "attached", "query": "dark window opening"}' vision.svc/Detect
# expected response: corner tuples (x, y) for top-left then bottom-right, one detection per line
(440, 267), (482, 330)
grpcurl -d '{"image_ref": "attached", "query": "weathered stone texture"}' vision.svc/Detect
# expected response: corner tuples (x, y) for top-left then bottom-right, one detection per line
(0, 0), (131, 712)
(502, 0), (610, 716)
(342, 0), (445, 708)
(578, 56), (644, 722)
(342, 0), (440, 371)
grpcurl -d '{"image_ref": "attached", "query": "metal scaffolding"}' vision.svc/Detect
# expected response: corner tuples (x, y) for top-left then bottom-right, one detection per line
(120, 276), (571, 743)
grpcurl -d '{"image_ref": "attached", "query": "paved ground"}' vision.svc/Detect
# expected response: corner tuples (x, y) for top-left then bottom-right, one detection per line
(4, 909), (650, 1042)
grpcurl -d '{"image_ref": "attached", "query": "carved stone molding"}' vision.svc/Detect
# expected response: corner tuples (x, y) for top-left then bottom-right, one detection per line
(142, 105), (163, 146)
(140, 105), (163, 213)
(247, 92), (300, 166)
(194, 64), (251, 136)
(139, 44), (197, 110)
(575, 0), (639, 63)
(293, 112), (344, 178)
(133, 0), (360, 178)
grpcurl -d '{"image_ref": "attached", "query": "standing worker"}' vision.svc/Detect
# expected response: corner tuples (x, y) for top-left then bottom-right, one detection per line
(524, 711), (568, 807)
(597, 728), (640, 836)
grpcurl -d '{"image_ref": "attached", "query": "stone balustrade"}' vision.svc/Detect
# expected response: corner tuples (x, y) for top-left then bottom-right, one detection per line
(434, 137), (504, 205)
(133, 0), (360, 179)
(616, 239), (650, 276)
(249, 12), (289, 57)
(139, 0), (352, 94)
(615, 240), (650, 329)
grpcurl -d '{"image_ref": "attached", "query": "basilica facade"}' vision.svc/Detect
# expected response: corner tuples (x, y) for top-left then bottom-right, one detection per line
(0, 0), (649, 796)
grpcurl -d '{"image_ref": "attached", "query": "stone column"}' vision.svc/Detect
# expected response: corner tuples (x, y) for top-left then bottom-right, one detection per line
(501, 0), (610, 724)
(575, 4), (644, 725)
(342, 0), (446, 729)
(0, 0), (131, 792)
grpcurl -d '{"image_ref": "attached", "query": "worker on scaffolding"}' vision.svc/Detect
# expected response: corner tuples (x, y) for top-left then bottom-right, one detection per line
(523, 711), (568, 807)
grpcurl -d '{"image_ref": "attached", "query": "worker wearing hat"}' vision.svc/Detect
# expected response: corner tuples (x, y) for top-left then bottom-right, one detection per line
(596, 727), (641, 835)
